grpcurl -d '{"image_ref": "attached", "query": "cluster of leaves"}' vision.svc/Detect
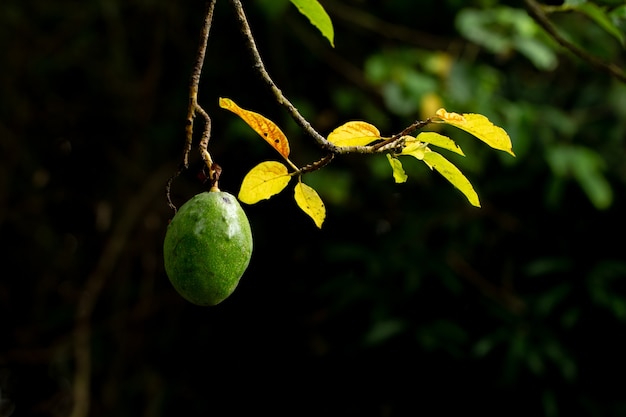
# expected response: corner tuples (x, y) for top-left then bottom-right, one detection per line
(219, 98), (514, 228)
(457, 0), (626, 71)
(548, 0), (626, 47)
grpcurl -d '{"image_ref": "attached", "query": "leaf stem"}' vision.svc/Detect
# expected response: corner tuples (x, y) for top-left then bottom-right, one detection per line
(371, 118), (432, 151)
(297, 153), (335, 175)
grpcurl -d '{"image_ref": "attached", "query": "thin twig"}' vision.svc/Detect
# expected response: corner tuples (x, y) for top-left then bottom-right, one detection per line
(166, 0), (218, 212)
(229, 0), (402, 156)
(448, 251), (526, 315)
(186, 0), (217, 167)
(228, 0), (440, 163)
(297, 153), (335, 175)
(229, 0), (338, 152)
(371, 118), (432, 151)
(524, 0), (626, 83)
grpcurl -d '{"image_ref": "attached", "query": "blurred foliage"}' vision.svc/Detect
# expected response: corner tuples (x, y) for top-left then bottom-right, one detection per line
(1, 0), (626, 416)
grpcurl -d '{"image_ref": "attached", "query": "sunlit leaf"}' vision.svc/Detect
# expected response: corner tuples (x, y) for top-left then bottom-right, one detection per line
(435, 108), (515, 156)
(290, 0), (335, 47)
(422, 151), (481, 207)
(401, 139), (430, 160)
(239, 161), (291, 204)
(294, 181), (326, 228)
(413, 132), (465, 156)
(386, 154), (408, 183)
(219, 97), (290, 159)
(327, 121), (382, 147)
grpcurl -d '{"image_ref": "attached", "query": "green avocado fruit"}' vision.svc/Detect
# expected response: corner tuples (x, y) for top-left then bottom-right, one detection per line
(163, 190), (253, 306)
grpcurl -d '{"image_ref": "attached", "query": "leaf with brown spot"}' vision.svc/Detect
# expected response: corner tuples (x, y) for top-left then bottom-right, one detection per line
(219, 97), (291, 159)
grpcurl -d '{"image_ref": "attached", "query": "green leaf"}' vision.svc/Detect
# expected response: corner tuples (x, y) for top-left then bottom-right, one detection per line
(455, 7), (558, 70)
(546, 145), (613, 210)
(576, 2), (625, 46)
(386, 154), (408, 183)
(238, 161), (291, 204)
(422, 151), (481, 207)
(563, 0), (588, 6)
(289, 0), (335, 47)
(553, 1), (625, 46)
(294, 181), (326, 228)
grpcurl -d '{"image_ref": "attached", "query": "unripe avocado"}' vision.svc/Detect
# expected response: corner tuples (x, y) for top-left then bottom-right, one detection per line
(163, 190), (253, 306)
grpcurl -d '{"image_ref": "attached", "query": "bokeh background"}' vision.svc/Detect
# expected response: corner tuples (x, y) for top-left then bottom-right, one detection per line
(2, 0), (626, 416)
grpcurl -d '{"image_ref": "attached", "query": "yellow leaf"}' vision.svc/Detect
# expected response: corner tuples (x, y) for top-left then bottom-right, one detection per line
(435, 108), (515, 156)
(422, 151), (481, 207)
(238, 161), (291, 204)
(294, 182), (326, 228)
(401, 139), (430, 160)
(435, 108), (465, 122)
(414, 132), (464, 156)
(386, 154), (408, 183)
(327, 121), (381, 147)
(219, 97), (291, 159)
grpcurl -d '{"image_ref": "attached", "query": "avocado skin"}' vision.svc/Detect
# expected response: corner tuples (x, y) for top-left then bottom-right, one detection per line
(163, 191), (253, 306)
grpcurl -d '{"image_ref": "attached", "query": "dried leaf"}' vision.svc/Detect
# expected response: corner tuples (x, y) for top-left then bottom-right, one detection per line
(435, 108), (515, 156)
(294, 182), (326, 228)
(219, 97), (291, 159)
(327, 121), (382, 147)
(238, 161), (291, 204)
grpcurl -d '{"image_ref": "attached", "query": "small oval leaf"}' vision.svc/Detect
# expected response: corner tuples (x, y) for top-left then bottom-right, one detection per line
(294, 182), (326, 228)
(239, 161), (291, 204)
(327, 121), (382, 147)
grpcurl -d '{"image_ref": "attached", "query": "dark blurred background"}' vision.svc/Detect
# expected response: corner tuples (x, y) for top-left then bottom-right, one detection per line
(2, 0), (626, 416)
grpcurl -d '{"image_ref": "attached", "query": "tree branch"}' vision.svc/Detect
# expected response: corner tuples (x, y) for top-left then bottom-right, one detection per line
(229, 0), (339, 152)
(166, 0), (217, 212)
(524, 0), (626, 83)
(371, 118), (432, 151)
(229, 0), (420, 156)
(186, 0), (217, 168)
